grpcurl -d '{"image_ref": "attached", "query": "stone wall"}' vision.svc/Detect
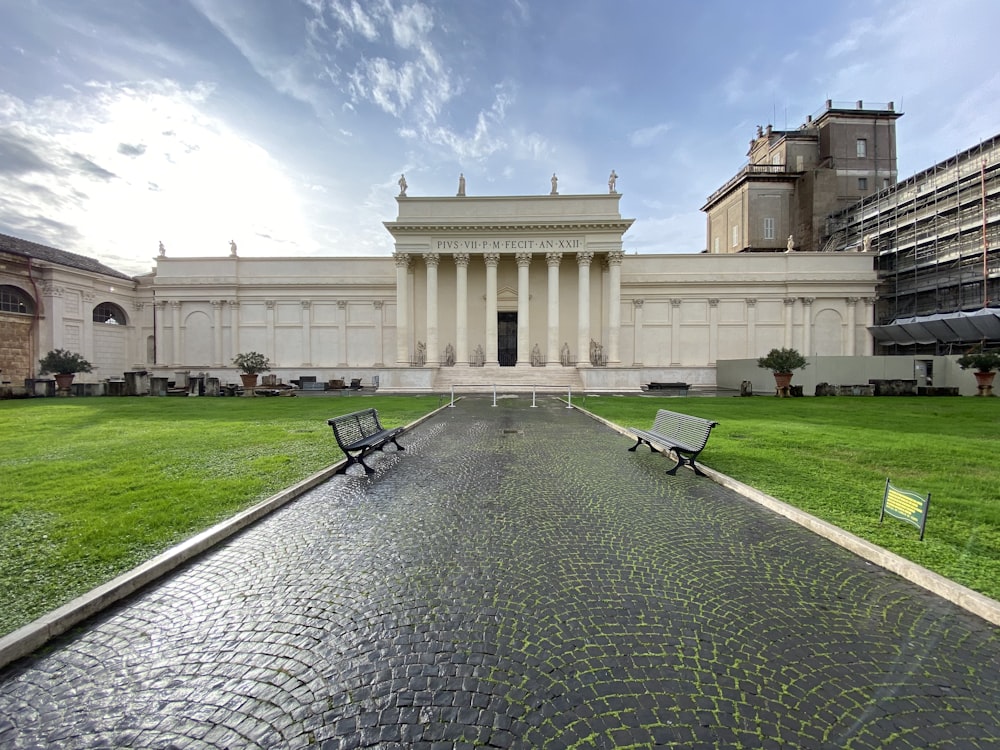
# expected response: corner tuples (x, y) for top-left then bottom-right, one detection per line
(0, 313), (32, 384)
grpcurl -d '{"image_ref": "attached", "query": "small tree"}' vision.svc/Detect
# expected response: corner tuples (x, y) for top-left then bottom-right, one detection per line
(756, 348), (808, 374)
(232, 351), (270, 374)
(38, 349), (93, 375)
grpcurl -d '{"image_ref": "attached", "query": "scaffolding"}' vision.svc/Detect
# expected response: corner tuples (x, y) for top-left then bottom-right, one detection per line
(826, 134), (1000, 353)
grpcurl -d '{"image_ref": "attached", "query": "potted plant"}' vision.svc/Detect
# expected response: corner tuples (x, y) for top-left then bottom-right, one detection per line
(756, 347), (808, 397)
(956, 346), (1000, 396)
(38, 349), (93, 394)
(232, 351), (270, 395)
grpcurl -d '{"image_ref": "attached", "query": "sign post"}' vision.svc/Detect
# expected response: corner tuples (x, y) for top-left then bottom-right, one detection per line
(880, 478), (931, 541)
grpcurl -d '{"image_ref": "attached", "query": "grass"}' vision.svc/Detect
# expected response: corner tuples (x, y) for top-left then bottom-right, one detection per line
(0, 394), (445, 637)
(579, 395), (1000, 602)
(2, 393), (998, 638)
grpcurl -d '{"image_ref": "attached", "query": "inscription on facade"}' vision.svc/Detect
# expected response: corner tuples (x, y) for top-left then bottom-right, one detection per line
(435, 238), (582, 251)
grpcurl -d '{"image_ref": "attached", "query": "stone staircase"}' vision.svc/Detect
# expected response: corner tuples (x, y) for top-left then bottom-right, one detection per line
(432, 364), (584, 393)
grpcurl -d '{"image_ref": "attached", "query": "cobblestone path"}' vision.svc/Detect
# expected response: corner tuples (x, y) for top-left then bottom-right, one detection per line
(0, 396), (998, 749)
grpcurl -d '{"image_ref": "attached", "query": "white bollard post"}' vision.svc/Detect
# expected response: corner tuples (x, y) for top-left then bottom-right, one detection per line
(531, 386), (537, 408)
(566, 386), (573, 408)
(492, 384), (497, 407)
(449, 384), (456, 407)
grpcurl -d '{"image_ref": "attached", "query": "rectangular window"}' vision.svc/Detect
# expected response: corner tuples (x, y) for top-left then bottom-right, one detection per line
(763, 217), (775, 240)
(882, 178), (891, 190)
(856, 138), (867, 158)
(858, 177), (868, 190)
(732, 225), (739, 247)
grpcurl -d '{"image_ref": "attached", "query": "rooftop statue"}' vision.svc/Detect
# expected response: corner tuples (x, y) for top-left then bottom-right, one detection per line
(550, 173), (558, 195)
(608, 169), (618, 193)
(457, 173), (466, 196)
(398, 174), (408, 197)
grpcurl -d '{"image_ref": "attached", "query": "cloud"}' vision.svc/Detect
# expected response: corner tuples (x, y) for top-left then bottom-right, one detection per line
(0, 129), (50, 175)
(0, 80), (318, 275)
(117, 142), (147, 157)
(629, 123), (672, 148)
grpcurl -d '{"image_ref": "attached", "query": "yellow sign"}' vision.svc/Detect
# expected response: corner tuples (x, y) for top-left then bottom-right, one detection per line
(880, 479), (930, 540)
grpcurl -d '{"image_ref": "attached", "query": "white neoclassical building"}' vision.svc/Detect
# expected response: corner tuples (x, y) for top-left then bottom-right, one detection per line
(2, 189), (878, 393)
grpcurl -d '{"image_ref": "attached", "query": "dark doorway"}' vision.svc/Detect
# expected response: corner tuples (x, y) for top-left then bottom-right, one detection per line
(498, 312), (517, 366)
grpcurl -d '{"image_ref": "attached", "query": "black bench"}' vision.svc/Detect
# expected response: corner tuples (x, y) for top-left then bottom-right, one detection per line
(645, 382), (689, 395)
(327, 408), (405, 475)
(627, 408), (718, 476)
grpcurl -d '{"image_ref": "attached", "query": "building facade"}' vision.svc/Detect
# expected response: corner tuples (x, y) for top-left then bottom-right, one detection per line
(703, 100), (901, 255)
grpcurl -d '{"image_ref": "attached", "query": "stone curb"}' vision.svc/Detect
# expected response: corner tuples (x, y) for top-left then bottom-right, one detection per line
(573, 402), (1000, 628)
(0, 403), (453, 671)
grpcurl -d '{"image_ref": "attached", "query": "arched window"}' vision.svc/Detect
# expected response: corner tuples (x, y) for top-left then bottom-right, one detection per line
(0, 285), (34, 315)
(93, 301), (127, 325)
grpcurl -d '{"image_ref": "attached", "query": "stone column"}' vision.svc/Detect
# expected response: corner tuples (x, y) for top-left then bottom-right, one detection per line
(484, 252), (500, 366)
(670, 298), (682, 366)
(801, 297), (815, 356)
(746, 298), (757, 357)
(337, 300), (347, 367)
(394, 253), (410, 365)
(265, 300), (276, 364)
(708, 299), (719, 366)
(577, 251), (594, 368)
(211, 300), (224, 366)
(545, 252), (562, 365)
(783, 298), (796, 348)
(632, 299), (644, 366)
(454, 253), (469, 366)
(154, 300), (166, 365)
(424, 252), (440, 366)
(516, 252), (531, 366)
(846, 297), (860, 356)
(171, 300), (181, 366)
(373, 301), (385, 367)
(301, 300), (312, 366)
(863, 297), (875, 356)
(228, 300), (240, 363)
(607, 250), (623, 365)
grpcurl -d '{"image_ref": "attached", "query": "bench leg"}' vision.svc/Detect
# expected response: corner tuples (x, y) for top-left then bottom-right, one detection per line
(665, 452), (708, 477)
(339, 451), (376, 476)
(628, 437), (659, 454)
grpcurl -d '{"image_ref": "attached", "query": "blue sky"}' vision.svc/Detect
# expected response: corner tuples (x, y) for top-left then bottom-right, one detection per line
(1, 0), (998, 276)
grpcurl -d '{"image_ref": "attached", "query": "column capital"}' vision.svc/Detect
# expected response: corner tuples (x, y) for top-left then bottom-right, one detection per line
(337, 300), (347, 309)
(211, 300), (223, 308)
(576, 250), (594, 266)
(265, 300), (275, 309)
(301, 300), (312, 309)
(483, 252), (500, 267)
(606, 250), (624, 265)
(784, 297), (796, 306)
(394, 252), (411, 268)
(453, 252), (470, 267)
(745, 298), (757, 307)
(373, 300), (384, 309)
(545, 251), (562, 267)
(801, 296), (815, 306)
(863, 297), (876, 307)
(227, 299), (239, 308)
(670, 298), (682, 307)
(708, 298), (720, 307)
(846, 296), (861, 304)
(170, 300), (182, 309)
(633, 298), (644, 308)
(515, 252), (532, 267)
(423, 252), (440, 268)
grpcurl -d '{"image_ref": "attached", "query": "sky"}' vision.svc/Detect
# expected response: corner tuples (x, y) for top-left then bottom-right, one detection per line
(1, 0), (999, 277)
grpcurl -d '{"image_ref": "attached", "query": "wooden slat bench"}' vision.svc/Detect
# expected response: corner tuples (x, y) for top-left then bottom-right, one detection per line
(327, 408), (405, 475)
(627, 408), (719, 476)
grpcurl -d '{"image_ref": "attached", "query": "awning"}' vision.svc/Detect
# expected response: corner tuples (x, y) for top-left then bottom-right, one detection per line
(868, 308), (1000, 346)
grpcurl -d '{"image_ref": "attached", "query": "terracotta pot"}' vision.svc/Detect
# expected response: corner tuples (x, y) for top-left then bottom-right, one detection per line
(773, 372), (793, 396)
(239, 373), (259, 396)
(54, 373), (75, 393)
(974, 370), (996, 396)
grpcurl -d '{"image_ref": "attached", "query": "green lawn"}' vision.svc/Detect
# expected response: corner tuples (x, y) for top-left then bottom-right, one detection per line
(2, 394), (998, 639)
(0, 395), (444, 637)
(579, 395), (1000, 602)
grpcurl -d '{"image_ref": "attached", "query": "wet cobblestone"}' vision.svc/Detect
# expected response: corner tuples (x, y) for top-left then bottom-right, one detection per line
(0, 396), (998, 748)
